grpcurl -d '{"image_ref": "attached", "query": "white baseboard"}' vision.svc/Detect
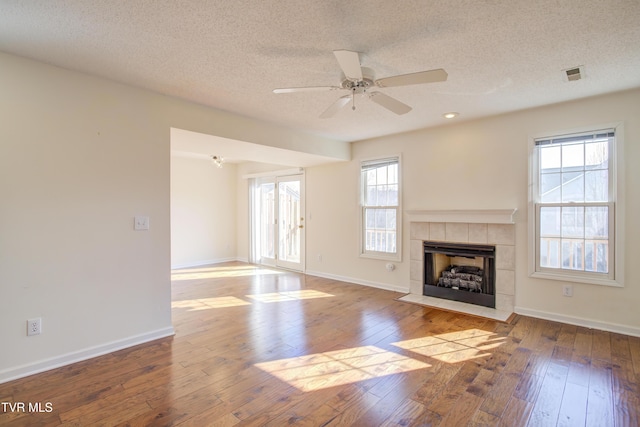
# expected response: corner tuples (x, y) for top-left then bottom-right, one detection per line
(171, 257), (238, 270)
(0, 327), (175, 385)
(515, 306), (640, 337)
(304, 270), (408, 293)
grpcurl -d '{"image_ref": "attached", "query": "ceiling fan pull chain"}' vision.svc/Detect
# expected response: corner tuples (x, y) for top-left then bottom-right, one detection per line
(352, 88), (356, 111)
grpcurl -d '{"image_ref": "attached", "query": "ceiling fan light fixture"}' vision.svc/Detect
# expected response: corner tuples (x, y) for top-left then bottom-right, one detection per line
(443, 112), (459, 119)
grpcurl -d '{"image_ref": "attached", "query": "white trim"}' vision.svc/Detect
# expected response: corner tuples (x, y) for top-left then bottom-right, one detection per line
(0, 327), (175, 384)
(515, 306), (640, 338)
(304, 270), (408, 293)
(241, 168), (304, 179)
(405, 209), (517, 224)
(171, 257), (237, 270)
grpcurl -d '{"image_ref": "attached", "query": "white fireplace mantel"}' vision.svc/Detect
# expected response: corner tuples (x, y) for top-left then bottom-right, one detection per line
(406, 209), (517, 224)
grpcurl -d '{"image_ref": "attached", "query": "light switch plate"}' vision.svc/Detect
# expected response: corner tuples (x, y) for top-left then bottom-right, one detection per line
(134, 216), (150, 230)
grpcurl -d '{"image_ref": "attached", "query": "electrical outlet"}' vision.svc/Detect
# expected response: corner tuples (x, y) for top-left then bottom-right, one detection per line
(562, 285), (573, 297)
(134, 216), (150, 231)
(317, 254), (322, 262)
(27, 318), (42, 336)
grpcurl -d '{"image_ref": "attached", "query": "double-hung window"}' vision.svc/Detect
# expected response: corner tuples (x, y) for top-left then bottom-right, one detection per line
(531, 127), (623, 285)
(360, 157), (401, 260)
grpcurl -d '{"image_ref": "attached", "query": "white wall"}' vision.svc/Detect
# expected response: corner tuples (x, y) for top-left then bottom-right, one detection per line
(0, 51), (347, 382)
(305, 89), (640, 335)
(170, 155), (237, 268)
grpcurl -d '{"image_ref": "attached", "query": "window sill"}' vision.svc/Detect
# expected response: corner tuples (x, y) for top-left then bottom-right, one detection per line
(531, 270), (623, 287)
(360, 252), (401, 262)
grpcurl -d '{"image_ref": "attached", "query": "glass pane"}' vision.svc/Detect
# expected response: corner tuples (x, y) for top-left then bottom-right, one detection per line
(540, 146), (561, 171)
(561, 240), (583, 270)
(376, 166), (388, 185)
(388, 163), (398, 184)
(386, 209), (397, 230)
(585, 206), (608, 238)
(387, 232), (396, 252)
(278, 180), (300, 263)
(540, 239), (548, 267)
(561, 241), (571, 268)
(585, 141), (608, 170)
(540, 173), (561, 202)
(366, 169), (376, 185)
(260, 183), (276, 259)
(366, 185), (377, 206)
(561, 207), (584, 238)
(540, 238), (560, 268)
(596, 243), (608, 273)
(561, 172), (584, 202)
(573, 241), (584, 270)
(387, 184), (398, 205)
(585, 170), (608, 202)
(375, 209), (386, 228)
(365, 209), (375, 228)
(585, 242), (594, 272)
(375, 185), (387, 206)
(540, 207), (561, 237)
(548, 239), (559, 267)
(562, 143), (584, 170)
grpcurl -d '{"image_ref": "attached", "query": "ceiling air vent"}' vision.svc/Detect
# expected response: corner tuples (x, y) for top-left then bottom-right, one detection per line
(563, 66), (585, 82)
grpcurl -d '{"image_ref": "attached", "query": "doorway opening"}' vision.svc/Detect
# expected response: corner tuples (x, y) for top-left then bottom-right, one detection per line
(251, 173), (305, 271)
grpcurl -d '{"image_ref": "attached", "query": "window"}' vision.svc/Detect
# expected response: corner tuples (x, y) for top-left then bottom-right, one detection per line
(530, 127), (623, 286)
(360, 157), (401, 260)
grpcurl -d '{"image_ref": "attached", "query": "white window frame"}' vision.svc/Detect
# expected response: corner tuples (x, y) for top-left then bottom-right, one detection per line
(528, 123), (625, 287)
(359, 156), (402, 261)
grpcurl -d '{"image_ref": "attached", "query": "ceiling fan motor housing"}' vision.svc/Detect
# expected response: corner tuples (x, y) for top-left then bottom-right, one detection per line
(340, 67), (375, 94)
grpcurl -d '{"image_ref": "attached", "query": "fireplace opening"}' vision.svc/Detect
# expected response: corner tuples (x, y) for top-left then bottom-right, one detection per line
(423, 241), (496, 308)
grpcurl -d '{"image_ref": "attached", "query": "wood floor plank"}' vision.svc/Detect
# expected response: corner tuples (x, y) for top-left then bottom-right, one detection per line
(556, 381), (588, 427)
(1, 261), (638, 426)
(585, 357), (614, 427)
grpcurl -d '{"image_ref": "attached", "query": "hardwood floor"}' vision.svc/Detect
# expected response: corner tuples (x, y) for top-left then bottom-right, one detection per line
(1, 262), (639, 426)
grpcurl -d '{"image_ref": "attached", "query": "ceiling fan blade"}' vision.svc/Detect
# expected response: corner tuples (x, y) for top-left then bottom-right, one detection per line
(320, 95), (351, 119)
(333, 50), (363, 81)
(273, 86), (341, 94)
(369, 91), (412, 115)
(375, 69), (448, 88)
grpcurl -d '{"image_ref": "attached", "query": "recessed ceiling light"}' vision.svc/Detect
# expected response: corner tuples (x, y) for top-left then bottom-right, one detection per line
(443, 112), (459, 119)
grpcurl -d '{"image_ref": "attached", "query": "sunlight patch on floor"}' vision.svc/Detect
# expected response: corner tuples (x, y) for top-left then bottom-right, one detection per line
(255, 345), (431, 392)
(392, 328), (506, 363)
(172, 296), (251, 311)
(246, 289), (334, 303)
(171, 265), (284, 281)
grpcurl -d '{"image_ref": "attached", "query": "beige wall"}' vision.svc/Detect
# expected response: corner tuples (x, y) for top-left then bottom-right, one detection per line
(305, 89), (640, 335)
(0, 51), (347, 382)
(170, 155), (237, 268)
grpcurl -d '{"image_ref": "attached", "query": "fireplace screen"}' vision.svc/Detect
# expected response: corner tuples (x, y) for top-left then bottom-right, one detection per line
(423, 241), (496, 308)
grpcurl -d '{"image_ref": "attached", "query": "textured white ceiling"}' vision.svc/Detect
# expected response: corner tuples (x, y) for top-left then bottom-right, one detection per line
(1, 0), (640, 144)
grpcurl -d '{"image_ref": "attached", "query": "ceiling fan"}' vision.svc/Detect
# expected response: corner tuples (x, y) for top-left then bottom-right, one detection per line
(273, 50), (447, 118)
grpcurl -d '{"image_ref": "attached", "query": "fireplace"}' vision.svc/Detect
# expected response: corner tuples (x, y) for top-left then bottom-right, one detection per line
(407, 212), (516, 320)
(423, 241), (496, 308)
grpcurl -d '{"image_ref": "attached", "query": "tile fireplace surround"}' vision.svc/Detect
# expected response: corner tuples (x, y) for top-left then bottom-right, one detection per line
(405, 210), (517, 321)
